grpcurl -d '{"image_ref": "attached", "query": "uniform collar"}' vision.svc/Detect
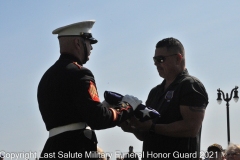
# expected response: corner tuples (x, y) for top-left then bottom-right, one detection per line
(59, 54), (83, 65)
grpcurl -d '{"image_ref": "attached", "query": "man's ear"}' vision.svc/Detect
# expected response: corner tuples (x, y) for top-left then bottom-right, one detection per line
(176, 53), (183, 64)
(74, 38), (81, 49)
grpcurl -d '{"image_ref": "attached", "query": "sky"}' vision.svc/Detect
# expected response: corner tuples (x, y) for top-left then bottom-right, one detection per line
(1, 0), (240, 159)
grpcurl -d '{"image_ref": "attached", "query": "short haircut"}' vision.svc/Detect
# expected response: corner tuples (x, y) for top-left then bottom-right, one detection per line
(208, 143), (223, 152)
(156, 37), (185, 56)
(226, 143), (240, 154)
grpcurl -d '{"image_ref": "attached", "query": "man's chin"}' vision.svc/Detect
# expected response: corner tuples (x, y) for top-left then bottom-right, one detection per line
(82, 58), (89, 64)
(158, 72), (164, 78)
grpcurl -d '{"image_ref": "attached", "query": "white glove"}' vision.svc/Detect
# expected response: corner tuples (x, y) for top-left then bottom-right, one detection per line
(122, 95), (142, 110)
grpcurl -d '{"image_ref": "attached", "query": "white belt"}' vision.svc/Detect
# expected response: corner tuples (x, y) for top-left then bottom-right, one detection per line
(49, 122), (90, 137)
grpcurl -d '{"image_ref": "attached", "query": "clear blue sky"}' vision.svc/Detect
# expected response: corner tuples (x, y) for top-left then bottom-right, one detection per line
(1, 1), (240, 159)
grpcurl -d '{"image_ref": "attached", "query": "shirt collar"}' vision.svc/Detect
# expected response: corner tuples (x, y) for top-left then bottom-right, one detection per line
(160, 69), (189, 88)
(170, 69), (189, 85)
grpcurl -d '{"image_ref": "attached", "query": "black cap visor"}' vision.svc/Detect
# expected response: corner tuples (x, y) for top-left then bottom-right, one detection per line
(80, 32), (98, 44)
(88, 37), (98, 44)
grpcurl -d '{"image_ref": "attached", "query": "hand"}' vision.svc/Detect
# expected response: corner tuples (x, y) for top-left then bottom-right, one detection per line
(122, 95), (142, 110)
(119, 120), (135, 133)
(130, 117), (152, 131)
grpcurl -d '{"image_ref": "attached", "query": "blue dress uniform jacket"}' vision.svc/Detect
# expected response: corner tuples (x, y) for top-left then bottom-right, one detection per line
(143, 69), (208, 160)
(38, 54), (132, 159)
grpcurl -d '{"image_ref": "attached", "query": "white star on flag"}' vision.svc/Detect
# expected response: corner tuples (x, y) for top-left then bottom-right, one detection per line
(140, 107), (152, 117)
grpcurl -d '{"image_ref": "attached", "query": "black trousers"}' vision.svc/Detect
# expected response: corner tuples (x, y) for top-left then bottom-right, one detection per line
(40, 129), (98, 159)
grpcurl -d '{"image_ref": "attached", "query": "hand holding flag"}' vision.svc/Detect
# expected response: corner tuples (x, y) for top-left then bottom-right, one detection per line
(104, 91), (160, 122)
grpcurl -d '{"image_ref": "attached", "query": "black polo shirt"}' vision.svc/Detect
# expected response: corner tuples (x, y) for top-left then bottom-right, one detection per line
(143, 69), (208, 160)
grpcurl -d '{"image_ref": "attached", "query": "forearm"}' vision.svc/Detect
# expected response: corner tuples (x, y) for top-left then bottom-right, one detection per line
(155, 120), (202, 137)
(153, 104), (205, 137)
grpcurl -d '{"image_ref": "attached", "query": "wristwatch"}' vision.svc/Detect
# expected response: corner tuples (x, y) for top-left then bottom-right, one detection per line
(149, 122), (156, 133)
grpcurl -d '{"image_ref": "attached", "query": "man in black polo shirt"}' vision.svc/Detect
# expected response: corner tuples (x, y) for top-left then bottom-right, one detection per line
(120, 37), (208, 160)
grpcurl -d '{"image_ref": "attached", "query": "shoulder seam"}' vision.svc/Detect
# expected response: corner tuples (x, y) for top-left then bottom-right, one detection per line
(72, 62), (82, 69)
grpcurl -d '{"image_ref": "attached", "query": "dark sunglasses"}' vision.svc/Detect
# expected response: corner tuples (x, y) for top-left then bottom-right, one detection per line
(153, 54), (178, 63)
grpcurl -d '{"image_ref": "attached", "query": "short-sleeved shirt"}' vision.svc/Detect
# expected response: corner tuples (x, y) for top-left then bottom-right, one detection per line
(143, 69), (208, 160)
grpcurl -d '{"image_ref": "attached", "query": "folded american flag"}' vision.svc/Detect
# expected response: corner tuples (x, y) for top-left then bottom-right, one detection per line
(104, 91), (160, 122)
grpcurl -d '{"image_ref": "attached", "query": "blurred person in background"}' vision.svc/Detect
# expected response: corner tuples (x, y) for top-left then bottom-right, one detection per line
(225, 143), (240, 160)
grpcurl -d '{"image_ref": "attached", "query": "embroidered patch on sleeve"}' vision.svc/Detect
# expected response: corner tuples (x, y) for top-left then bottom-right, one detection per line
(88, 81), (100, 102)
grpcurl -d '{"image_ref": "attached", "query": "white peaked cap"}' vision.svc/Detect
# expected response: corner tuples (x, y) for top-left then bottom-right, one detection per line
(52, 20), (95, 36)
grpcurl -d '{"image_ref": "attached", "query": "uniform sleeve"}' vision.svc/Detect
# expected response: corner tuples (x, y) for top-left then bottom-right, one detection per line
(75, 68), (133, 130)
(179, 77), (208, 108)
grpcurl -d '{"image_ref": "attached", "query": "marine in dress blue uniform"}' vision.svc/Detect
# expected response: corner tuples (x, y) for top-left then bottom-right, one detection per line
(38, 20), (141, 159)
